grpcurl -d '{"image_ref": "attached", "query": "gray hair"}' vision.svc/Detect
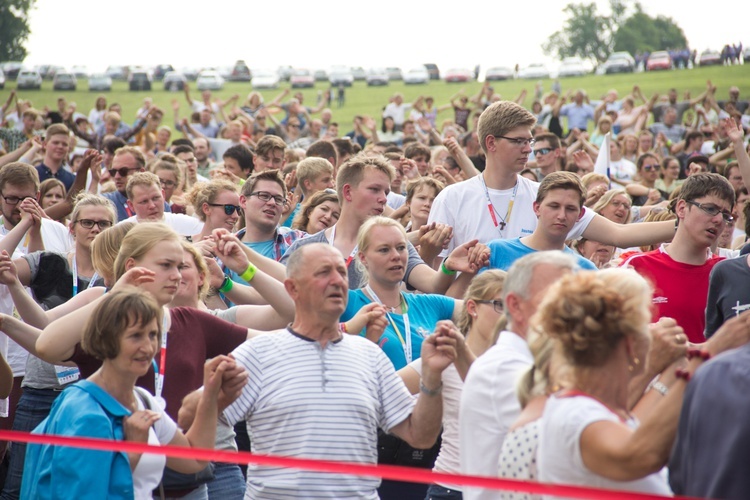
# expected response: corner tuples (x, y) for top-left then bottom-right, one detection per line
(285, 243), (337, 279)
(502, 251), (579, 304)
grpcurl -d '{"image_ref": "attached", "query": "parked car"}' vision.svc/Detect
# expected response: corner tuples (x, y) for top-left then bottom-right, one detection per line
(180, 67), (200, 81)
(444, 68), (472, 83)
(744, 46), (750, 63)
(646, 51), (672, 71)
(277, 66), (293, 82)
(558, 57), (588, 77)
(404, 67), (429, 85)
(47, 66), (66, 80)
(386, 67), (403, 81)
(152, 64), (174, 81)
(229, 60), (251, 81)
(485, 66), (513, 81)
(251, 69), (280, 89)
(35, 64), (53, 80)
(2, 62), (24, 80)
(16, 69), (42, 90)
(602, 52), (635, 74)
(518, 63), (550, 79)
(88, 73), (112, 91)
(423, 63), (440, 80)
(351, 67), (366, 81)
(196, 70), (224, 90)
(329, 68), (354, 87)
(52, 72), (77, 91)
(366, 68), (389, 87)
(128, 68), (152, 91)
(105, 65), (128, 80)
(0, 68), (5, 89)
(290, 69), (315, 88)
(163, 71), (186, 91)
(313, 69), (328, 82)
(699, 50), (722, 67)
(217, 66), (234, 80)
(71, 66), (89, 79)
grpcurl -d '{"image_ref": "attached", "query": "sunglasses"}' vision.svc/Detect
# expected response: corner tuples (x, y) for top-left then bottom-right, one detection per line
(108, 167), (142, 177)
(208, 203), (242, 215)
(642, 165), (660, 172)
(533, 148), (553, 156)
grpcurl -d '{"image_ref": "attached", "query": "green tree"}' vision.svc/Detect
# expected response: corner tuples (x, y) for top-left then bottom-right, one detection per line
(542, 3), (615, 63)
(613, 3), (687, 54)
(0, 0), (37, 62)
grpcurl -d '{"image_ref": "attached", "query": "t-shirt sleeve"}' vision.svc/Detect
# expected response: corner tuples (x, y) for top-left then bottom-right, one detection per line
(404, 241), (427, 284)
(22, 251), (44, 283)
(567, 206), (595, 240)
(374, 346), (416, 433)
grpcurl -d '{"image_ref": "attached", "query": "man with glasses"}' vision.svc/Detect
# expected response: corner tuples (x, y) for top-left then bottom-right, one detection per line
(622, 173), (735, 343)
(530, 132), (563, 180)
(101, 146), (171, 222)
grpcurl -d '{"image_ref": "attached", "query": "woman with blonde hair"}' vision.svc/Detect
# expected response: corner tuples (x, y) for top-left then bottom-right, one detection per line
(185, 179), (241, 242)
(592, 189), (633, 225)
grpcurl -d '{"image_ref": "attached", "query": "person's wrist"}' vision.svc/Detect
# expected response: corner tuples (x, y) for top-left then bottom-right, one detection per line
(440, 258), (456, 276)
(240, 262), (257, 282)
(218, 276), (234, 293)
(419, 378), (443, 396)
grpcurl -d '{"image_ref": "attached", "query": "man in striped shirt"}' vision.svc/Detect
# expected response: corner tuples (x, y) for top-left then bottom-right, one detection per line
(180, 243), (457, 499)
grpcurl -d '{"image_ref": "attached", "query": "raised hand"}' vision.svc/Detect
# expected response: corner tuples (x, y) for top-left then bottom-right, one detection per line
(0, 251), (19, 286)
(421, 321), (459, 374)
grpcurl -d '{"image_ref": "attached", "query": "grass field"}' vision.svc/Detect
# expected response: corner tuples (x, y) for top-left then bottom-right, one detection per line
(2, 64), (749, 133)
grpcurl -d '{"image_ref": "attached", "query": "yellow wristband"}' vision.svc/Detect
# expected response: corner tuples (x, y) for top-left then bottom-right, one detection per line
(240, 262), (257, 282)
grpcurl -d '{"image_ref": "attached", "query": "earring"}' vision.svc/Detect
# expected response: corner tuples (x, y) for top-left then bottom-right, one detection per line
(628, 357), (640, 372)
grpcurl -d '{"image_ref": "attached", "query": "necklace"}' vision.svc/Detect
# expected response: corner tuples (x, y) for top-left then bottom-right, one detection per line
(480, 174), (518, 232)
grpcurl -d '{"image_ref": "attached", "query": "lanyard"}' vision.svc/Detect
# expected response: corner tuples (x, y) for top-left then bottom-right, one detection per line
(329, 224), (358, 267)
(480, 175), (518, 232)
(365, 285), (412, 363)
(71, 254), (99, 296)
(153, 312), (170, 406)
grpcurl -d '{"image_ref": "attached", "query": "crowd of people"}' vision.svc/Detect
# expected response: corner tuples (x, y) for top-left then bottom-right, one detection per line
(0, 76), (748, 500)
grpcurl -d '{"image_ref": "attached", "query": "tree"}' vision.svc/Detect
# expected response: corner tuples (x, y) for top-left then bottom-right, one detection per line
(542, 3), (615, 63)
(613, 4), (687, 54)
(0, 0), (37, 62)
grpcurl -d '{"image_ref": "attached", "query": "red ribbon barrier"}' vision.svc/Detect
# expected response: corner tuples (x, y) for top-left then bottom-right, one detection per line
(0, 429), (697, 500)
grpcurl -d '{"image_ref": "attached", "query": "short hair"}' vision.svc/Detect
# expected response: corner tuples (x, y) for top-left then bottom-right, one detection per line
(285, 243), (340, 279)
(535, 171), (586, 207)
(404, 142), (431, 161)
(22, 109), (40, 120)
(255, 135), (287, 158)
(171, 144), (195, 156)
(91, 222), (135, 285)
(182, 241), (210, 299)
(241, 169), (287, 198)
(171, 138), (194, 149)
(126, 171), (161, 200)
(538, 268), (652, 367)
(502, 250), (578, 316)
(533, 132), (561, 150)
(70, 192), (116, 227)
(580, 172), (610, 191)
(592, 189), (632, 224)
(685, 130), (704, 146)
(724, 161), (740, 180)
(405, 177), (444, 203)
(151, 159), (183, 188)
(39, 178), (66, 205)
(477, 101), (537, 154)
(223, 144), (254, 173)
(0, 162), (40, 193)
(114, 146), (146, 170)
(102, 137), (126, 155)
(185, 180), (238, 222)
(82, 287), (162, 360)
(677, 172), (735, 208)
(456, 270), (507, 335)
(332, 138), (354, 159)
(45, 123), (69, 139)
(306, 140), (338, 165)
(113, 223), (181, 281)
(336, 154), (395, 204)
(292, 189), (339, 232)
(296, 157), (334, 190)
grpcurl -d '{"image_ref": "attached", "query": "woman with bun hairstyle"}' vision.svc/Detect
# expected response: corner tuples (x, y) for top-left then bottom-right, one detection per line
(186, 179), (241, 242)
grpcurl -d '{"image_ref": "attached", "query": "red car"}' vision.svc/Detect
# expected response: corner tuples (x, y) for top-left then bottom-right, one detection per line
(646, 51), (672, 71)
(444, 68), (472, 83)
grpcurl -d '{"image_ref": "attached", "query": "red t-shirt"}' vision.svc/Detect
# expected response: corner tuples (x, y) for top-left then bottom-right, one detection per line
(69, 307), (249, 419)
(621, 247), (722, 343)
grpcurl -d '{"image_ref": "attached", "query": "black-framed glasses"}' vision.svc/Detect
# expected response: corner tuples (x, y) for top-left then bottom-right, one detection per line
(74, 219), (114, 230)
(208, 203), (242, 215)
(1, 195), (34, 205)
(686, 200), (734, 223)
(476, 299), (504, 313)
(108, 167), (142, 177)
(534, 147), (553, 156)
(642, 164), (660, 172)
(159, 179), (177, 188)
(496, 136), (535, 148)
(249, 191), (285, 206)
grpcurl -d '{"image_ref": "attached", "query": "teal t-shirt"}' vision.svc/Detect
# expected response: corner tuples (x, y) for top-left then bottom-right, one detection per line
(482, 237), (597, 272)
(229, 240), (275, 285)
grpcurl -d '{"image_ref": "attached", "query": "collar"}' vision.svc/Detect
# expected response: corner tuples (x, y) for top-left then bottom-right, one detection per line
(72, 380), (131, 417)
(286, 325), (343, 344)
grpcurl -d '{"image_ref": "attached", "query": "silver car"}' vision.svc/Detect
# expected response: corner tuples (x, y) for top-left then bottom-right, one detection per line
(17, 70), (42, 90)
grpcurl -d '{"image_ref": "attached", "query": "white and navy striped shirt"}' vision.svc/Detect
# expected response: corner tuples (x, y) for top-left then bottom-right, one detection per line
(225, 327), (416, 499)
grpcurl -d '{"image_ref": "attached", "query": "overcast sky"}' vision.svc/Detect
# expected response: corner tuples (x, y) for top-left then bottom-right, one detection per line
(22, 0), (746, 74)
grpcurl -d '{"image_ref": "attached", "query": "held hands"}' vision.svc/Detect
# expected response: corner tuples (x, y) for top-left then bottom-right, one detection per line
(445, 239), (490, 274)
(203, 354), (246, 404)
(346, 303), (388, 343)
(421, 321), (460, 375)
(0, 251), (19, 286)
(645, 318), (689, 375)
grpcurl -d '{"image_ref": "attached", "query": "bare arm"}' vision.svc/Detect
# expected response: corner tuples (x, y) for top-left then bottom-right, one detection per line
(721, 118), (750, 188)
(443, 137), (480, 179)
(581, 215), (674, 248)
(0, 139), (34, 168)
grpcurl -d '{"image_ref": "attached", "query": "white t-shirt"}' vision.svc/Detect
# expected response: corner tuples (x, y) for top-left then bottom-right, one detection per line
(537, 394), (671, 498)
(387, 191), (406, 210)
(429, 175), (594, 257)
(120, 213), (204, 237)
(610, 158), (637, 183)
(382, 102), (411, 126)
(132, 389), (178, 499)
(459, 331), (533, 500)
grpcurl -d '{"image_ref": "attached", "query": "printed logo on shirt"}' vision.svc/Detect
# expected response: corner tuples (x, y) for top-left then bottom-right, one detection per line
(653, 296), (668, 304)
(521, 228), (534, 234)
(732, 301), (750, 315)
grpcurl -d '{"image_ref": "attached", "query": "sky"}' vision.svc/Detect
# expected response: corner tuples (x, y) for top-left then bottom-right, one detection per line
(21, 0), (746, 75)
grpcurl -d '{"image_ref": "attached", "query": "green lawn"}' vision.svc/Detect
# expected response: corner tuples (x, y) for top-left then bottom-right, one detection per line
(3, 64), (749, 133)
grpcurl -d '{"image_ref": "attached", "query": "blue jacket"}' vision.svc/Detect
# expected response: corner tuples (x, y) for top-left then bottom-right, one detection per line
(21, 380), (135, 499)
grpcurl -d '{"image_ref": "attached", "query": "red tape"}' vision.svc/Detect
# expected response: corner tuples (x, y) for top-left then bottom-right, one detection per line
(0, 429), (697, 500)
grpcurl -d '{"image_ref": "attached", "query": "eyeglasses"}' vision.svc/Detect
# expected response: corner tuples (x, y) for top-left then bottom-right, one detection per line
(108, 167), (142, 178)
(288, 124), (300, 129)
(249, 191), (285, 206)
(74, 219), (113, 230)
(476, 300), (504, 313)
(496, 136), (535, 148)
(686, 200), (734, 223)
(1, 195), (34, 205)
(207, 203), (242, 215)
(159, 179), (177, 188)
(533, 148), (553, 156)
(642, 164), (660, 172)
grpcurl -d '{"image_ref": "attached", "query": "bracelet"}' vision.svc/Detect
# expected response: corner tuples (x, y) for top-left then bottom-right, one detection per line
(647, 379), (669, 396)
(686, 348), (711, 361)
(419, 380), (443, 396)
(218, 276), (234, 293)
(440, 259), (456, 276)
(675, 368), (692, 382)
(339, 322), (348, 333)
(240, 262), (257, 283)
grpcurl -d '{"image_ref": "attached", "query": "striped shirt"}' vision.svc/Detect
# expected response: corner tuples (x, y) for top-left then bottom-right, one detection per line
(225, 327), (416, 499)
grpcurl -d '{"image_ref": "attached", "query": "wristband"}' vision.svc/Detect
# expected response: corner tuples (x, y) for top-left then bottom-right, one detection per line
(647, 379), (669, 396)
(419, 380), (443, 396)
(219, 276), (234, 293)
(240, 262), (257, 283)
(686, 348), (711, 361)
(675, 368), (692, 382)
(440, 259), (456, 276)
(339, 322), (348, 333)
